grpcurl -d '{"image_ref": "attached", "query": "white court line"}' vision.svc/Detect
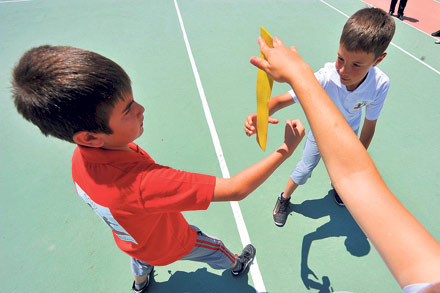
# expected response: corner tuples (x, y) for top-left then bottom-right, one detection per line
(0, 0), (32, 3)
(173, 1), (266, 292)
(319, 0), (440, 76)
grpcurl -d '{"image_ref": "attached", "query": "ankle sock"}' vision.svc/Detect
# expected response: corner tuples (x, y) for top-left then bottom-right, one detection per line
(134, 279), (148, 290)
(233, 260), (242, 272)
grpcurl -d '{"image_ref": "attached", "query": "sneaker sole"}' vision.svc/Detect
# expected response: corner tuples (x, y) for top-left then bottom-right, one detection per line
(273, 220), (285, 227)
(334, 197), (345, 207)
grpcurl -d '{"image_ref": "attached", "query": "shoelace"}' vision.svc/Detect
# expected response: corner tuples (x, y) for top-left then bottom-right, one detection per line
(278, 197), (289, 212)
(242, 251), (251, 260)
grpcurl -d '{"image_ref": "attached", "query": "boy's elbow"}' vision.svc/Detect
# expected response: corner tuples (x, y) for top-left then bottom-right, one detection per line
(233, 190), (249, 201)
(214, 178), (245, 201)
(224, 181), (249, 201)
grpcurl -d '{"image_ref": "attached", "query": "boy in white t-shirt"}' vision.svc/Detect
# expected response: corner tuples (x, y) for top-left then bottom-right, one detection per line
(244, 7), (396, 227)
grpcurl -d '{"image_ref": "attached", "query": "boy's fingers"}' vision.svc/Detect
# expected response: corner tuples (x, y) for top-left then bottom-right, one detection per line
(268, 117), (279, 124)
(245, 115), (255, 127)
(244, 127), (255, 136)
(272, 36), (285, 48)
(289, 45), (298, 53)
(289, 119), (305, 136)
(286, 119), (298, 128)
(249, 56), (269, 71)
(257, 36), (270, 55)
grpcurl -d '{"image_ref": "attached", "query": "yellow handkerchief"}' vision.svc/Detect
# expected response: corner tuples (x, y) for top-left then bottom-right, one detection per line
(256, 26), (273, 151)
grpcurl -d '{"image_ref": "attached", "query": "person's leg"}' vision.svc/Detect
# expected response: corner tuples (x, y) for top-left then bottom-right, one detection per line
(283, 177), (298, 198)
(273, 132), (321, 226)
(289, 132), (321, 193)
(131, 258), (154, 292)
(398, 0), (408, 15)
(181, 226), (256, 277)
(133, 275), (148, 285)
(389, 0), (398, 13)
(396, 0), (407, 19)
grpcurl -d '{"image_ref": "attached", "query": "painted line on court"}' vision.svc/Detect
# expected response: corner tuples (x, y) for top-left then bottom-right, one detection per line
(173, 1), (266, 292)
(0, 0), (32, 3)
(319, 0), (440, 76)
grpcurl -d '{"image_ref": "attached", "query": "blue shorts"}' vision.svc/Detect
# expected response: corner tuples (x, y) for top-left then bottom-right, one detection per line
(131, 225), (236, 277)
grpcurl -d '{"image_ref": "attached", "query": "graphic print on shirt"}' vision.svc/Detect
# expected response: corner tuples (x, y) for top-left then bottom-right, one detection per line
(353, 100), (370, 109)
(74, 182), (137, 244)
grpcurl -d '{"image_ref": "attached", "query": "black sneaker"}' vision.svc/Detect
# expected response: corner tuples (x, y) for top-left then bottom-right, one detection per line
(132, 267), (154, 293)
(333, 189), (345, 207)
(231, 244), (256, 277)
(398, 14), (404, 20)
(273, 193), (290, 227)
(432, 30), (440, 37)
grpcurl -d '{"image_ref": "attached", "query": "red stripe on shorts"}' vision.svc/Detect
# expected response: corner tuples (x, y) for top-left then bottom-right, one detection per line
(195, 242), (236, 263)
(196, 238), (236, 260)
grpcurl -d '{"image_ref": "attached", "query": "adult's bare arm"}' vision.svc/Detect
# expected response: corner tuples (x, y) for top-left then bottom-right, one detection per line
(250, 36), (440, 288)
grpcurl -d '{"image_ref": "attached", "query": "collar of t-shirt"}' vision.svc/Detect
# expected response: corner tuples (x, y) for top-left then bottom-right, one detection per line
(76, 142), (154, 164)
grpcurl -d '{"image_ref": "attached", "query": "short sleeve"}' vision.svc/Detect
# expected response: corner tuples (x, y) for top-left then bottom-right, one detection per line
(289, 65), (330, 104)
(365, 77), (390, 121)
(138, 164), (216, 214)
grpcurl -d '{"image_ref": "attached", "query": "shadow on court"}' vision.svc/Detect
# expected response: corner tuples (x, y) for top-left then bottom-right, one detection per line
(394, 15), (419, 23)
(148, 267), (256, 293)
(290, 190), (371, 292)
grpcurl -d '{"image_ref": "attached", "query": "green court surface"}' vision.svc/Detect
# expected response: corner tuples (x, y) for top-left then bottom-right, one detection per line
(1, 0), (439, 292)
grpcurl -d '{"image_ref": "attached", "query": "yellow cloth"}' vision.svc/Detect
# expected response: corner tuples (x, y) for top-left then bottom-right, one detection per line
(256, 26), (273, 151)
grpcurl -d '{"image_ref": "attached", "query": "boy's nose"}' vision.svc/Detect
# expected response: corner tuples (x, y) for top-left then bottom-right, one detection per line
(137, 103), (145, 115)
(339, 65), (349, 75)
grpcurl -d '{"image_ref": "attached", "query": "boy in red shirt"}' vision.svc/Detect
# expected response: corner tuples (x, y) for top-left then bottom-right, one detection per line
(12, 45), (304, 292)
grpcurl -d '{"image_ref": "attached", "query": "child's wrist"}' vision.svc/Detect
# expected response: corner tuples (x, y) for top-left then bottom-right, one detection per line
(278, 143), (293, 157)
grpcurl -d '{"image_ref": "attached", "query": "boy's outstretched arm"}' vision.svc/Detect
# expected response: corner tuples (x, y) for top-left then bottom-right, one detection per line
(244, 92), (294, 136)
(250, 36), (440, 288)
(213, 119), (304, 201)
(359, 118), (377, 150)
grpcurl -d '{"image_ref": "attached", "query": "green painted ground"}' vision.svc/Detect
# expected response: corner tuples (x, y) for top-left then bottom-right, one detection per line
(1, 0), (439, 292)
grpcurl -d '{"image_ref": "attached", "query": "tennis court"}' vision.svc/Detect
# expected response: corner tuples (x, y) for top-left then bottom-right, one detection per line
(1, 0), (439, 292)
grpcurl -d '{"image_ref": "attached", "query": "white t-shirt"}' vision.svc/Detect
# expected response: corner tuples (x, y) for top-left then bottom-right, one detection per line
(289, 62), (390, 132)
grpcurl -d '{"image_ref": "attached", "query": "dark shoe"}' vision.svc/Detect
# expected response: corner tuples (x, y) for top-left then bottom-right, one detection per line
(388, 10), (393, 15)
(272, 193), (291, 227)
(333, 189), (345, 207)
(231, 244), (256, 277)
(398, 14), (404, 20)
(432, 30), (440, 37)
(132, 267), (154, 292)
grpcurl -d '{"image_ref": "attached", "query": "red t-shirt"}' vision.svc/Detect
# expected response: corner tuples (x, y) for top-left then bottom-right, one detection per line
(71, 143), (216, 266)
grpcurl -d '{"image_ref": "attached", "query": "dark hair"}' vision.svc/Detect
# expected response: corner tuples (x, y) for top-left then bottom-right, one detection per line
(340, 7), (395, 59)
(12, 45), (132, 143)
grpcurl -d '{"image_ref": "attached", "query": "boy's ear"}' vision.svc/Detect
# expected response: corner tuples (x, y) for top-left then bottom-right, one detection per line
(373, 53), (387, 66)
(73, 131), (105, 148)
